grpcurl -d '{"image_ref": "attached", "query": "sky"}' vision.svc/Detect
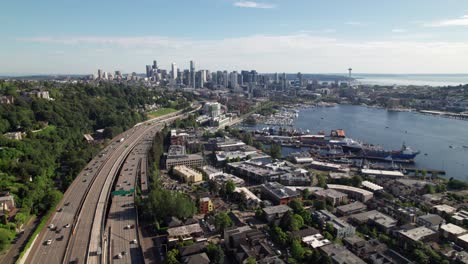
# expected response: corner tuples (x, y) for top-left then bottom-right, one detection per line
(1, 0), (468, 75)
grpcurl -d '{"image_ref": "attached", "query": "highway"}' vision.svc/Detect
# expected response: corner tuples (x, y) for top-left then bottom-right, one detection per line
(104, 131), (155, 263)
(24, 105), (198, 264)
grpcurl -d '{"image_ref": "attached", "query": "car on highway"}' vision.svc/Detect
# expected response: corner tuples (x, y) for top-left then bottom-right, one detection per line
(64, 202), (70, 206)
(44, 239), (52, 245)
(116, 253), (123, 259)
(57, 207), (63, 212)
(64, 224), (70, 228)
(131, 239), (137, 244)
(48, 224), (55, 230)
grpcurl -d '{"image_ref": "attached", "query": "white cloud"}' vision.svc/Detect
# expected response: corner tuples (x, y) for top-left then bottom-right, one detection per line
(345, 21), (365, 26)
(391, 28), (407, 33)
(233, 1), (276, 9)
(12, 33), (468, 74)
(424, 15), (468, 27)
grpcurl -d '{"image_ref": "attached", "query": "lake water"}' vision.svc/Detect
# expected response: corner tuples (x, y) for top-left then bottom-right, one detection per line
(247, 105), (468, 181)
(354, 74), (468, 87)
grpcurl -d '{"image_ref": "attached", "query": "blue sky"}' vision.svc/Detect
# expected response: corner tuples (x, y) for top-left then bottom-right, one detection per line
(2, 0), (468, 74)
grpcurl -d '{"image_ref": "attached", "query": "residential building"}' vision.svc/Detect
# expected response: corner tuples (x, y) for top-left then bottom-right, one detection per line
(302, 234), (332, 249)
(398, 226), (438, 247)
(173, 165), (203, 183)
(452, 210), (468, 225)
(262, 205), (292, 223)
(336, 202), (367, 216)
(329, 218), (356, 238)
(416, 214), (445, 231)
(433, 204), (457, 215)
(199, 197), (213, 214)
(260, 182), (301, 205)
(200, 165), (223, 179)
(0, 192), (16, 219)
(315, 189), (348, 206)
(361, 181), (384, 192)
(182, 252), (210, 264)
(350, 210), (397, 233)
(327, 184), (373, 202)
(440, 223), (467, 241)
(234, 187), (262, 208)
(167, 223), (204, 246)
(224, 226), (276, 264)
(320, 244), (366, 264)
(211, 173), (245, 187)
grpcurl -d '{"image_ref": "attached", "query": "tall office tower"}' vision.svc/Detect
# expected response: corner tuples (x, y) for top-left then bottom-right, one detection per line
(171, 63), (178, 80)
(153, 60), (158, 70)
(211, 72), (218, 86)
(196, 71), (204, 88)
(199, 70), (206, 83)
(146, 65), (152, 78)
(190, 60), (196, 87)
(229, 71), (238, 89)
(241, 70), (251, 84)
(183, 70), (190, 85)
(177, 69), (182, 84)
(103, 71), (108, 80)
(275, 72), (279, 83)
(115, 70), (121, 77)
(97, 69), (103, 79)
(251, 70), (258, 84)
(223, 71), (229, 87)
(238, 74), (243, 86)
(217, 71), (223, 86)
(297, 72), (303, 87)
(282, 72), (287, 90)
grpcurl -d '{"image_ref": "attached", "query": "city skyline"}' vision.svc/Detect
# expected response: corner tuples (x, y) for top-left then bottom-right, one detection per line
(2, 0), (468, 74)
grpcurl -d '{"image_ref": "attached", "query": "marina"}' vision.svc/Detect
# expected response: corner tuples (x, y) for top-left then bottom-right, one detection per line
(239, 104), (468, 181)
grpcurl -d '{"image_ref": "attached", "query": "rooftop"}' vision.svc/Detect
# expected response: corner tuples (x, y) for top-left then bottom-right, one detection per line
(262, 182), (300, 200)
(399, 226), (437, 241)
(440, 223), (466, 235)
(302, 234), (332, 248)
(362, 181), (383, 192)
(262, 205), (291, 215)
(336, 202), (367, 213)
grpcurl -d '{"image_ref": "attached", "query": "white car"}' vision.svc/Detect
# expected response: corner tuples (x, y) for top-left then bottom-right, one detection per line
(64, 224), (70, 228)
(45, 239), (52, 245)
(48, 224), (55, 230)
(131, 239), (137, 244)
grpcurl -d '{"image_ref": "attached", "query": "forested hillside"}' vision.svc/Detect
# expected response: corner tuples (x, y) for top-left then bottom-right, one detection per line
(0, 80), (193, 251)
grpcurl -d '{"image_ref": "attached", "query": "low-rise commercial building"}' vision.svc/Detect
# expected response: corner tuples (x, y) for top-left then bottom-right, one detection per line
(416, 214), (445, 231)
(452, 210), (468, 225)
(234, 187), (262, 208)
(315, 189), (348, 206)
(262, 205), (292, 223)
(398, 226), (438, 247)
(336, 202), (367, 216)
(350, 210), (397, 233)
(361, 181), (383, 192)
(433, 204), (457, 215)
(440, 223), (467, 241)
(173, 165), (203, 183)
(327, 184), (373, 202)
(320, 244), (366, 264)
(261, 182), (301, 205)
(165, 154), (204, 168)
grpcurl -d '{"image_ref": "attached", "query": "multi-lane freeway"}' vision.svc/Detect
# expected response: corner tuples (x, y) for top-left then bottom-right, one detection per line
(104, 129), (156, 263)
(23, 105), (198, 264)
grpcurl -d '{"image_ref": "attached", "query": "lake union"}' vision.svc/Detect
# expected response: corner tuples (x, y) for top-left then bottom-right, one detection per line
(248, 104), (468, 181)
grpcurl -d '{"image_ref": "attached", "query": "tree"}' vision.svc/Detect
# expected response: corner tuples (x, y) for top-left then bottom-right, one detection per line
(206, 243), (225, 264)
(291, 239), (305, 260)
(270, 225), (289, 247)
(289, 199), (304, 214)
(280, 211), (303, 231)
(317, 174), (327, 188)
(214, 212), (233, 232)
(164, 249), (180, 264)
(269, 143), (282, 159)
(313, 200), (326, 210)
(246, 257), (256, 264)
(424, 184), (436, 194)
(413, 249), (429, 264)
(242, 132), (253, 146)
(351, 175), (362, 187)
